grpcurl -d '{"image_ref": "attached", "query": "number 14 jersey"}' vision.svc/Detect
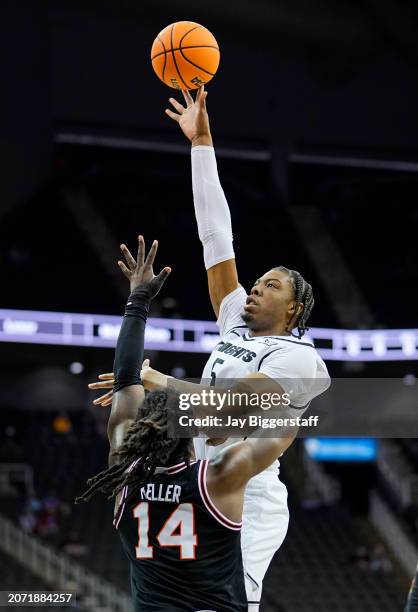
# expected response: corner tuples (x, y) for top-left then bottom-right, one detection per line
(114, 459), (247, 612)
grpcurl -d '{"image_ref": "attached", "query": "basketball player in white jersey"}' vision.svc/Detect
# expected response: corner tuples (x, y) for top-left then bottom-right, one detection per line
(166, 86), (330, 609)
(89, 87), (330, 610)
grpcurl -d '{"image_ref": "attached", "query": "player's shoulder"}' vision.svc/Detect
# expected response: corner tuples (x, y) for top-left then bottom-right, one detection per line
(223, 330), (316, 349)
(253, 335), (316, 368)
(264, 336), (316, 352)
(256, 335), (330, 391)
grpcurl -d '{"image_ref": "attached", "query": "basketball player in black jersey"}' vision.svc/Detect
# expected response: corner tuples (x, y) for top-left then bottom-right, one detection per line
(77, 236), (295, 612)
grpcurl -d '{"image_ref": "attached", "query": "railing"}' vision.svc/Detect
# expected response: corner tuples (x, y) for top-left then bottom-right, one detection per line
(0, 514), (132, 612)
(302, 450), (341, 505)
(370, 490), (418, 578)
(376, 441), (413, 509)
(0, 463), (34, 496)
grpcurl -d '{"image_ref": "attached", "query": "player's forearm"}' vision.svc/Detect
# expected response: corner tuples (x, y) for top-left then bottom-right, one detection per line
(108, 386), (144, 463)
(210, 434), (296, 487)
(168, 375), (298, 442)
(191, 146), (235, 270)
(169, 378), (214, 416)
(168, 378), (254, 419)
(111, 286), (150, 423)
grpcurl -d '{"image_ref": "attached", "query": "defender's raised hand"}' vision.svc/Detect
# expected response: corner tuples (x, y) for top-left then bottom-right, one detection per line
(88, 357), (169, 407)
(89, 373), (114, 406)
(165, 86), (212, 146)
(118, 235), (171, 297)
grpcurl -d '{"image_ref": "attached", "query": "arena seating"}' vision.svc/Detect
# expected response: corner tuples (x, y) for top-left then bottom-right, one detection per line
(399, 439), (418, 472)
(0, 183), (121, 316)
(382, 439), (418, 547)
(0, 146), (338, 328)
(0, 548), (49, 590)
(76, 146), (338, 327)
(262, 504), (407, 611)
(291, 161), (418, 328)
(0, 409), (131, 592)
(0, 549), (63, 612)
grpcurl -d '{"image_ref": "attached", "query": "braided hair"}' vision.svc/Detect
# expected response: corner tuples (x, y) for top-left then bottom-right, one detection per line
(274, 266), (314, 339)
(75, 389), (192, 505)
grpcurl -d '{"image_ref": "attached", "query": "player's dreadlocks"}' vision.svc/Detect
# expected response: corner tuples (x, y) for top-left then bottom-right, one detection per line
(274, 266), (314, 339)
(75, 389), (192, 506)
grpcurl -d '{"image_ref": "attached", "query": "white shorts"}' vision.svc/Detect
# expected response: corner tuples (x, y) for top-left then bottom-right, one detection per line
(241, 465), (289, 607)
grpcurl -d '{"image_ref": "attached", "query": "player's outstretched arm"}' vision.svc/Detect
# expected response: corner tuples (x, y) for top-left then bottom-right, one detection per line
(106, 236), (171, 466)
(166, 86), (239, 317)
(207, 432), (297, 499)
(204, 433), (297, 523)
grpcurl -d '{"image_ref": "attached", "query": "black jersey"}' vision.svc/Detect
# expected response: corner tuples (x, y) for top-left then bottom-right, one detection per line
(114, 459), (247, 612)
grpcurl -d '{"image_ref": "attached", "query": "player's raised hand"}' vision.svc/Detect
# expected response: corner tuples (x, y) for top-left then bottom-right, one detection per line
(118, 235), (171, 297)
(89, 359), (169, 407)
(165, 86), (212, 146)
(88, 373), (115, 406)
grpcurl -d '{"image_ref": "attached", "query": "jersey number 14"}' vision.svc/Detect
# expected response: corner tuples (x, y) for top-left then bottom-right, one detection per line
(133, 502), (197, 560)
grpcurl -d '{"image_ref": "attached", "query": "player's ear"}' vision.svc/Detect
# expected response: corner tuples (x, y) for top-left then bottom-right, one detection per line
(288, 301), (303, 317)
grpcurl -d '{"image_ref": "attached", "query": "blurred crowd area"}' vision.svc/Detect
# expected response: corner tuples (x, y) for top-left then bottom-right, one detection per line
(1, 145), (417, 330)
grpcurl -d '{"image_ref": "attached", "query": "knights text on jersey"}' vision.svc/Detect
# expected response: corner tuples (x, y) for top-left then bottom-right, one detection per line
(114, 460), (247, 612)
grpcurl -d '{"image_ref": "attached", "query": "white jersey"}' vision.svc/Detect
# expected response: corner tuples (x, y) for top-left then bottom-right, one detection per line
(194, 285), (330, 464)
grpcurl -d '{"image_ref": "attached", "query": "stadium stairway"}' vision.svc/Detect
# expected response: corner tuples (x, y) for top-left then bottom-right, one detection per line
(262, 506), (407, 612)
(0, 548), (80, 612)
(260, 446), (409, 612)
(376, 439), (418, 550)
(0, 409), (131, 594)
(0, 549), (53, 611)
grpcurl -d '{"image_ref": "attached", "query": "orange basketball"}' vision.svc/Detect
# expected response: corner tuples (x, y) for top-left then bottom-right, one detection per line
(151, 21), (220, 90)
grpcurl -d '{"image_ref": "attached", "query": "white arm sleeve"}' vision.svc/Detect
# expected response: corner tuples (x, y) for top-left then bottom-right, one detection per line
(191, 145), (235, 270)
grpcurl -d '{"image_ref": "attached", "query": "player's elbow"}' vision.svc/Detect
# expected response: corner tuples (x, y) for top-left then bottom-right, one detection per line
(276, 434), (297, 456)
(269, 433), (297, 462)
(209, 442), (252, 490)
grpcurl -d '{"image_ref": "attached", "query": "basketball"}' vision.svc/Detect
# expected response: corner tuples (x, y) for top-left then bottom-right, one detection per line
(151, 21), (220, 90)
